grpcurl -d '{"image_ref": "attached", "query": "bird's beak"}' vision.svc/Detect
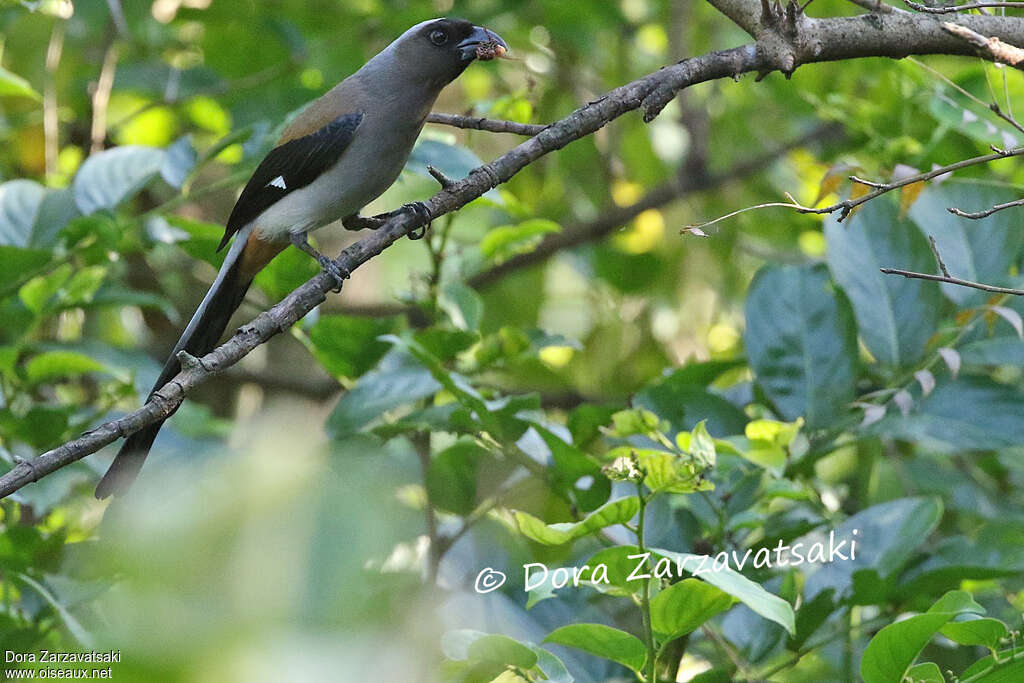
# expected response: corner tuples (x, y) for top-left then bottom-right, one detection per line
(458, 25), (508, 61)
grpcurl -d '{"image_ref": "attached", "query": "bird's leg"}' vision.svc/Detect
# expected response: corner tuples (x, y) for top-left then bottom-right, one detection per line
(289, 231), (347, 292)
(342, 202), (433, 239)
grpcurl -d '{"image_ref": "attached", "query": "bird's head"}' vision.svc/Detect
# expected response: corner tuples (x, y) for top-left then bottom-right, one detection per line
(387, 18), (508, 86)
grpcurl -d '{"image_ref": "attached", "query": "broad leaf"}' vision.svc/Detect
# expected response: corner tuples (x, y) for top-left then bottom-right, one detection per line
(514, 496), (639, 545)
(544, 623), (646, 673)
(73, 146), (167, 215)
(745, 264), (857, 428)
(825, 198), (942, 367)
(649, 578), (734, 640)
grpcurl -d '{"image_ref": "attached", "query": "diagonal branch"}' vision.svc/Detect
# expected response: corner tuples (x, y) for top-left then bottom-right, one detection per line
(5, 7), (1024, 498)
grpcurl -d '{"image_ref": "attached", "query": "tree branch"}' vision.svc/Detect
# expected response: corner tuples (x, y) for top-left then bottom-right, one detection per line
(5, 6), (1024, 498)
(880, 267), (1024, 294)
(426, 112), (548, 136)
(905, 0), (1024, 14)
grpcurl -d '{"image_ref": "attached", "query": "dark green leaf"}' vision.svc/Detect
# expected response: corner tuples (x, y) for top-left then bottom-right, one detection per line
(744, 264), (857, 428)
(825, 198), (942, 367)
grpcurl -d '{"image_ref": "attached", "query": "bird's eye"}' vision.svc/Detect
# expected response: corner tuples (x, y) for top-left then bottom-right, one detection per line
(429, 29), (448, 46)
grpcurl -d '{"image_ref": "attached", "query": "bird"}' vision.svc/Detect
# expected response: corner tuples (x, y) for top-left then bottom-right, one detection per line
(94, 18), (508, 498)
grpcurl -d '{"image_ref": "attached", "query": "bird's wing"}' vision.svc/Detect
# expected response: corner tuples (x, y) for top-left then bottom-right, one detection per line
(218, 111), (364, 251)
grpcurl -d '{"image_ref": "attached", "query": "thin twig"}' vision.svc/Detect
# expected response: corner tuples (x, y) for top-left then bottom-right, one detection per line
(880, 267), (1024, 294)
(425, 112), (548, 136)
(948, 196), (1024, 217)
(690, 144), (1024, 226)
(906, 0), (1024, 13)
(927, 235), (951, 276)
(907, 56), (1024, 135)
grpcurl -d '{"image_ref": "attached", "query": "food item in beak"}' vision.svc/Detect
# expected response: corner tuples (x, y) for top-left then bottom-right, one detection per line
(476, 41), (508, 61)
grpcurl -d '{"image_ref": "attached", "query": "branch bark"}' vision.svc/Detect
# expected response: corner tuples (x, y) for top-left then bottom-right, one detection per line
(4, 6), (1024, 498)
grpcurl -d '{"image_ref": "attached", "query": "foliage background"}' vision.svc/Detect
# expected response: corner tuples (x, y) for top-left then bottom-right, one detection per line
(1, 0), (1024, 681)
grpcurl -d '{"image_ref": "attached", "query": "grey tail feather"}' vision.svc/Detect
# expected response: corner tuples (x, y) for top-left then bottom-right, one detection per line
(95, 236), (254, 499)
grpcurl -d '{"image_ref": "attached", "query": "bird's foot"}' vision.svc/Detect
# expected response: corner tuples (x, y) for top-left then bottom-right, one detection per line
(290, 232), (348, 292)
(316, 254), (349, 292)
(395, 201), (432, 240)
(343, 203), (432, 239)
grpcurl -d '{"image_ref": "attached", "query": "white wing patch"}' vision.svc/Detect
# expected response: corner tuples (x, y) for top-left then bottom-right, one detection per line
(267, 175), (287, 190)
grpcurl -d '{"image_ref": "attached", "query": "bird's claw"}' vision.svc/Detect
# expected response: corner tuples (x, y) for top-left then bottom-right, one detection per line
(403, 201), (432, 240)
(317, 255), (349, 292)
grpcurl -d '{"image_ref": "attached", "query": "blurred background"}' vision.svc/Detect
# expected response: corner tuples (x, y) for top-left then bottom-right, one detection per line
(2, 1), (1024, 681)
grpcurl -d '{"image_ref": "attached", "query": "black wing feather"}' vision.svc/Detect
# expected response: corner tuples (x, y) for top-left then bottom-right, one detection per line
(218, 112), (364, 251)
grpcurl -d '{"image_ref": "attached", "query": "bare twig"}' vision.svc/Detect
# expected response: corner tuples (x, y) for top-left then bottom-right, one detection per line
(7, 3), (1024, 497)
(906, 0), (1024, 14)
(908, 56), (1024, 135)
(426, 112), (548, 136)
(880, 267), (1024, 294)
(942, 21), (1024, 66)
(691, 144), (1024, 226)
(928, 235), (951, 277)
(948, 196), (1024, 217)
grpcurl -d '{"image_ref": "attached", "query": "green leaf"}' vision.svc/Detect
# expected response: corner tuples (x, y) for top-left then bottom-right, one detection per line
(326, 351), (441, 437)
(611, 448), (710, 494)
(959, 651), (1024, 681)
(543, 623), (646, 673)
(688, 420), (716, 468)
(466, 634), (538, 671)
(307, 315), (392, 379)
(650, 548), (796, 635)
(941, 617), (1007, 650)
(0, 180), (46, 247)
(15, 574), (93, 648)
(905, 662), (944, 683)
(62, 265), (107, 305)
(514, 496), (639, 545)
(861, 591), (983, 683)
(634, 373), (748, 438)
(861, 612), (955, 683)
(0, 66), (40, 100)
(480, 219), (561, 263)
(870, 377), (1024, 451)
(31, 188), (80, 248)
(909, 184), (1023, 305)
(161, 135), (198, 188)
(0, 246), (50, 292)
(744, 264), (857, 429)
(439, 281), (484, 331)
(649, 578), (735, 640)
(606, 408), (665, 437)
(427, 440), (486, 515)
(959, 337), (1024, 366)
(19, 264), (72, 314)
(803, 497), (942, 602)
(72, 146), (166, 215)
(24, 351), (105, 384)
(825, 198), (942, 367)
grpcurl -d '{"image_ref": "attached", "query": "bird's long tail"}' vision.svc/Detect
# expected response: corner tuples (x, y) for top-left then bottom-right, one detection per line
(95, 229), (285, 499)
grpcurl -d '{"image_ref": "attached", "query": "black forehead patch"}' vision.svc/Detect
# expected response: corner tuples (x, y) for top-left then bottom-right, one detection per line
(420, 17), (474, 42)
